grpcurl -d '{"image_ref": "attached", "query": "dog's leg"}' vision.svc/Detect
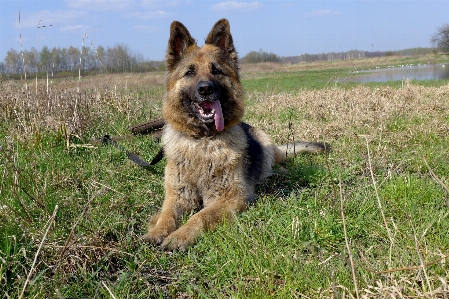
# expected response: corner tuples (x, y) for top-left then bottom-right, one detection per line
(161, 195), (247, 250)
(142, 185), (182, 245)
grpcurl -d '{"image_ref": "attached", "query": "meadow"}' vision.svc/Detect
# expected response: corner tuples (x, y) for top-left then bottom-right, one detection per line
(1, 56), (449, 298)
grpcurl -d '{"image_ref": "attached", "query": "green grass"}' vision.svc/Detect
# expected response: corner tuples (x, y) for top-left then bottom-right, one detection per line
(242, 68), (349, 91)
(1, 58), (449, 298)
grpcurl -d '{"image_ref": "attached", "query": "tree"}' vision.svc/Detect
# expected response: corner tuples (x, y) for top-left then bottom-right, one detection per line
(106, 44), (133, 72)
(60, 48), (69, 71)
(25, 48), (38, 73)
(430, 24), (449, 53)
(0, 62), (6, 74)
(67, 46), (81, 71)
(50, 47), (63, 75)
(4, 49), (21, 73)
(96, 45), (105, 68)
(241, 49), (280, 64)
(40, 46), (51, 73)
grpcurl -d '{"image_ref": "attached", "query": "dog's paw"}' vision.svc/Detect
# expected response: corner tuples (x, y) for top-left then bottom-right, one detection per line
(142, 227), (170, 245)
(161, 230), (196, 251)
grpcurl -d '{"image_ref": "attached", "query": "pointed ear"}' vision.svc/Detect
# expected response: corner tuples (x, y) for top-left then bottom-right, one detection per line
(166, 21), (196, 71)
(205, 19), (237, 63)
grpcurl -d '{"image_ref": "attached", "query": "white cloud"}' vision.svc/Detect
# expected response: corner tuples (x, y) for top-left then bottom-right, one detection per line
(125, 10), (170, 19)
(211, 1), (263, 13)
(305, 10), (340, 17)
(133, 25), (160, 32)
(140, 0), (191, 9)
(60, 25), (90, 32)
(65, 0), (137, 11)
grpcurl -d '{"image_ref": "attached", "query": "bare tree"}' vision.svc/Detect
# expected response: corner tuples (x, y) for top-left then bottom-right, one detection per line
(431, 24), (449, 53)
(96, 45), (105, 68)
(67, 46), (81, 71)
(50, 47), (62, 76)
(4, 49), (21, 73)
(25, 48), (38, 73)
(39, 46), (51, 73)
(60, 48), (69, 71)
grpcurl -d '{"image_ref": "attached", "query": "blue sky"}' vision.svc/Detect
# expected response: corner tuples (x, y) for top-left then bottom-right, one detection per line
(1, 0), (448, 61)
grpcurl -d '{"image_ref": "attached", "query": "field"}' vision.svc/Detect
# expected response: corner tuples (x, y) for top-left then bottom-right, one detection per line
(1, 57), (449, 298)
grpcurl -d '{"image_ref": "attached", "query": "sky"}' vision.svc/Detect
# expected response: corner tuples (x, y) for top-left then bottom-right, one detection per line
(1, 0), (448, 62)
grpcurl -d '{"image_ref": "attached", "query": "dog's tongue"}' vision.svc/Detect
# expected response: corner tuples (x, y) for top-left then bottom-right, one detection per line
(212, 101), (224, 131)
(203, 101), (224, 131)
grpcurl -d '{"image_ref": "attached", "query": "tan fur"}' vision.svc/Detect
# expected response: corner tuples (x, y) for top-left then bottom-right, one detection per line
(142, 19), (328, 250)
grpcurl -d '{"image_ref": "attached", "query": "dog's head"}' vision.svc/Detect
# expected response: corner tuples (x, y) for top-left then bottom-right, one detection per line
(162, 19), (244, 137)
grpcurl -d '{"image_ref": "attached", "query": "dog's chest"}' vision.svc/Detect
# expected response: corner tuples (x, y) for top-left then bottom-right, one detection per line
(163, 125), (247, 187)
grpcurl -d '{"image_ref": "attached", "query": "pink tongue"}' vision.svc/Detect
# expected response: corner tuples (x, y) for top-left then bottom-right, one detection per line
(203, 101), (224, 131)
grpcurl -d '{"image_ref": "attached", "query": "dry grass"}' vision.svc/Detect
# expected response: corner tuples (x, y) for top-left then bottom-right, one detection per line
(0, 72), (165, 141)
(247, 82), (449, 147)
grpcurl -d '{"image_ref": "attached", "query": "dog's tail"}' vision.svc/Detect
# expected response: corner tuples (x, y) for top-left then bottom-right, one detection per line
(274, 142), (331, 163)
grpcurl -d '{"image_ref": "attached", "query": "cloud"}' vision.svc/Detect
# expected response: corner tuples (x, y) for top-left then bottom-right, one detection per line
(65, 0), (137, 11)
(140, 0), (191, 9)
(211, 1), (263, 13)
(133, 25), (160, 32)
(125, 10), (171, 20)
(60, 25), (90, 32)
(305, 9), (340, 17)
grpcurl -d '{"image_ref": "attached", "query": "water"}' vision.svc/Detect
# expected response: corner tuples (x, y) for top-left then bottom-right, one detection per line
(349, 64), (449, 83)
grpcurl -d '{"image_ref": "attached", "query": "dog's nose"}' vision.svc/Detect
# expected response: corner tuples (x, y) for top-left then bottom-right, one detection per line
(197, 81), (215, 97)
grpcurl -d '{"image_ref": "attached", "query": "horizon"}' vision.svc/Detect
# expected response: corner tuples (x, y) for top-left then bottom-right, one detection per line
(1, 0), (448, 62)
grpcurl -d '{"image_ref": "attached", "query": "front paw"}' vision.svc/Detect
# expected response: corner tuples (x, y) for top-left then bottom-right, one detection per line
(161, 229), (196, 251)
(142, 227), (170, 245)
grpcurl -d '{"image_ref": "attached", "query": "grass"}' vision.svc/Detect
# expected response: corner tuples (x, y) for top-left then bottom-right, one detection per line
(1, 56), (449, 298)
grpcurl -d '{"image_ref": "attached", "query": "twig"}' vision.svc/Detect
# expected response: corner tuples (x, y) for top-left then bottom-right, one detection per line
(376, 253), (449, 274)
(339, 176), (359, 299)
(318, 252), (339, 266)
(102, 281), (117, 299)
(423, 155), (449, 208)
(19, 205), (58, 299)
(91, 180), (124, 195)
(324, 148), (338, 204)
(364, 137), (393, 243)
(410, 215), (432, 293)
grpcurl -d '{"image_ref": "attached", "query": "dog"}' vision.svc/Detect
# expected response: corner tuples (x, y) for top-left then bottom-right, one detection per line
(142, 19), (328, 250)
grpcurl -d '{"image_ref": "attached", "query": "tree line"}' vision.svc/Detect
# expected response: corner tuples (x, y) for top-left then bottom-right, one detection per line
(2, 22), (448, 75)
(1, 44), (164, 76)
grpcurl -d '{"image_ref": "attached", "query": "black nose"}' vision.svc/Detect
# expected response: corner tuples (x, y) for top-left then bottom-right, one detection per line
(197, 81), (215, 97)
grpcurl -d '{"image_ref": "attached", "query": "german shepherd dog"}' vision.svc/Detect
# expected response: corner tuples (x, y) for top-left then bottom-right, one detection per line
(143, 19), (328, 250)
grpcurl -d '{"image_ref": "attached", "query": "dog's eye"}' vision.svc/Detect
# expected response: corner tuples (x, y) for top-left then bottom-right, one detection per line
(211, 65), (223, 76)
(185, 69), (195, 77)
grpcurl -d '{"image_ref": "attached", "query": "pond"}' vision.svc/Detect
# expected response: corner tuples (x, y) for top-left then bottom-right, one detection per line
(349, 64), (449, 83)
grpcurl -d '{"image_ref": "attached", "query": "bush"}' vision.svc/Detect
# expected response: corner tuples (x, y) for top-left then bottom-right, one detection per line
(241, 50), (280, 64)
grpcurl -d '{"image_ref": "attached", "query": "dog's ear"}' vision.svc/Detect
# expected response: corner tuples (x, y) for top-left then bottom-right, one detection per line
(166, 21), (196, 71)
(205, 19), (237, 63)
